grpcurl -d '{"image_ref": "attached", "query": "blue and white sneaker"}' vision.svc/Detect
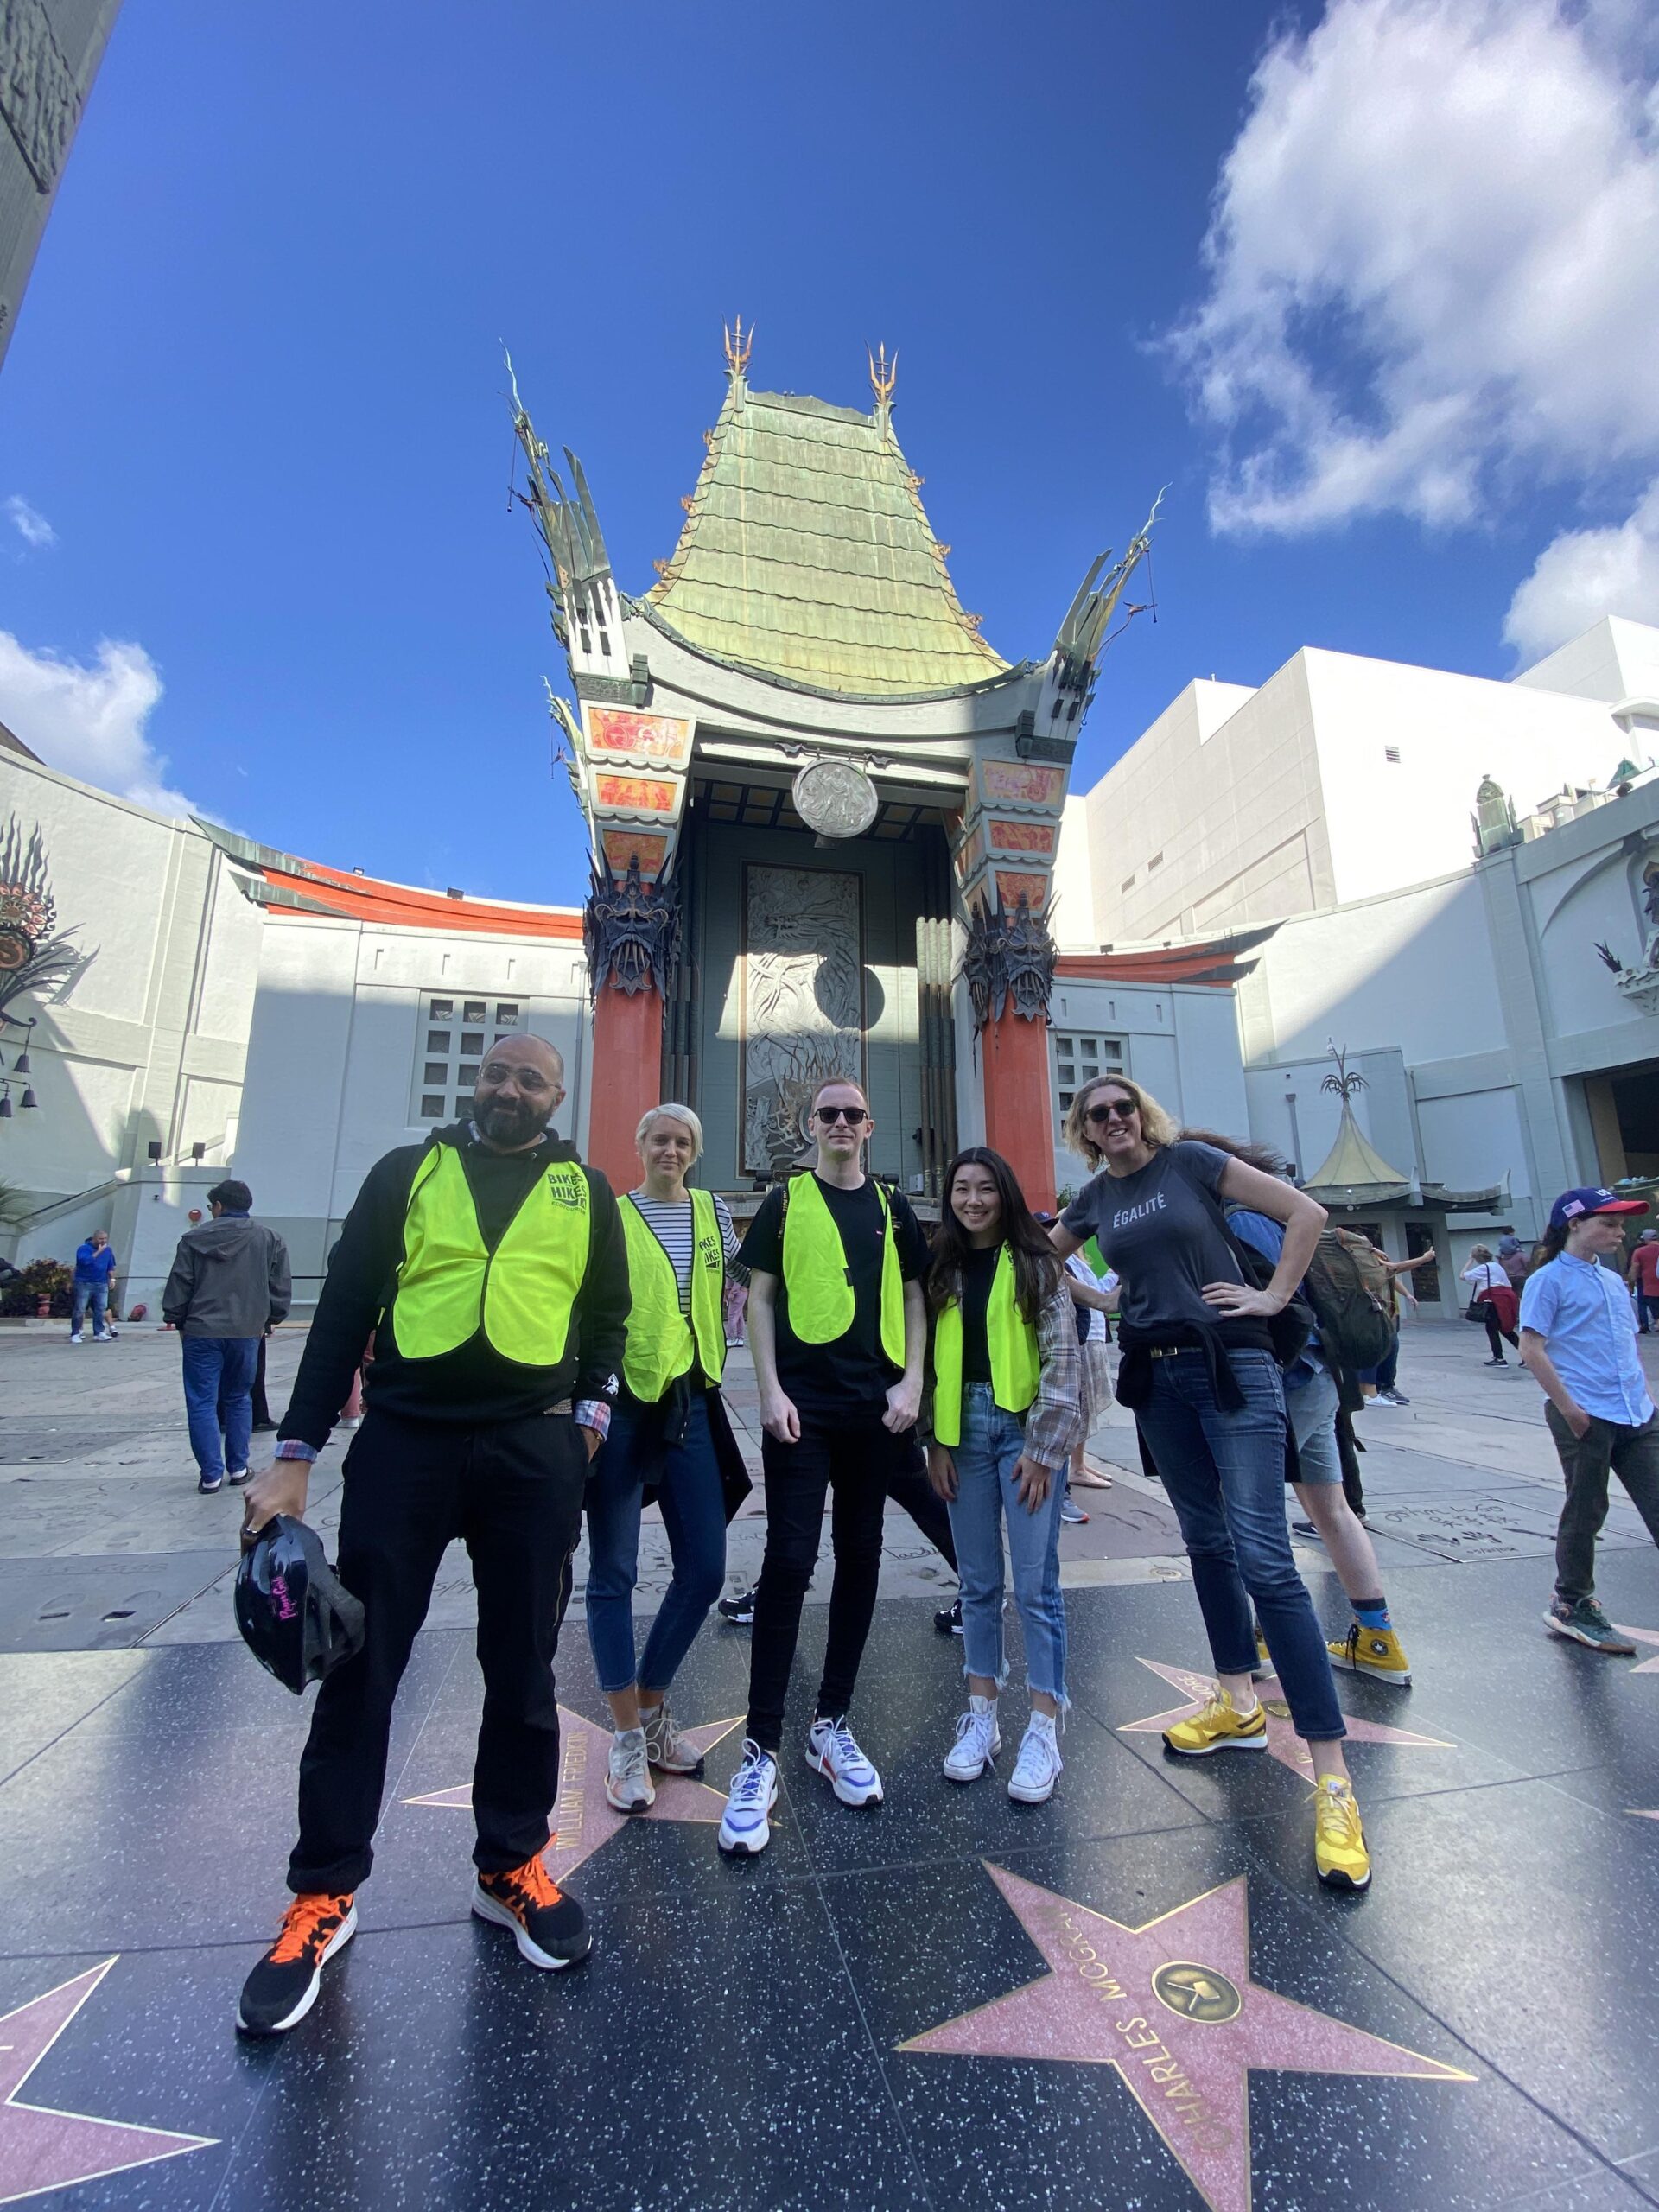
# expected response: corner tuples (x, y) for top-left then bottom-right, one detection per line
(717, 1740), (778, 1856)
(804, 1716), (883, 1808)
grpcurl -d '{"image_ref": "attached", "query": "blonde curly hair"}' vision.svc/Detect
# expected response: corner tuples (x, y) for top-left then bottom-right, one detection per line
(1062, 1073), (1178, 1168)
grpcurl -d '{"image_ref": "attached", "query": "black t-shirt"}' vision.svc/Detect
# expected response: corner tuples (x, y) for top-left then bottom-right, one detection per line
(958, 1243), (997, 1383)
(1060, 1141), (1248, 1337)
(738, 1173), (928, 1415)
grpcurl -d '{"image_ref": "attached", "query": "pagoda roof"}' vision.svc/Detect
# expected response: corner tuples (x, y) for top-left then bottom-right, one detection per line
(1302, 1101), (1413, 1203)
(641, 377), (1011, 700)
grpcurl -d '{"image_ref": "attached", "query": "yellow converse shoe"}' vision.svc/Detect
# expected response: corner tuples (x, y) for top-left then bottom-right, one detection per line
(1162, 1685), (1268, 1757)
(1313, 1776), (1370, 1891)
(1328, 1621), (1412, 1688)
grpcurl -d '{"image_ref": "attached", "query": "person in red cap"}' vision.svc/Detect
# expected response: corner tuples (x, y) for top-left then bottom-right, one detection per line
(1519, 1187), (1658, 1654)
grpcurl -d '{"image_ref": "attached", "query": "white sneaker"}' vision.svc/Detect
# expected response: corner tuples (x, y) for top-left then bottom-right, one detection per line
(641, 1701), (702, 1775)
(604, 1727), (655, 1813)
(718, 1740), (778, 1855)
(69, 1333), (82, 1344)
(1007, 1713), (1063, 1804)
(943, 1696), (1001, 1783)
(804, 1715), (883, 1808)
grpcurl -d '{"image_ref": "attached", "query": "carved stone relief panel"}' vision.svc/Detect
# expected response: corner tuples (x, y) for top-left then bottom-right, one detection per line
(741, 864), (864, 1175)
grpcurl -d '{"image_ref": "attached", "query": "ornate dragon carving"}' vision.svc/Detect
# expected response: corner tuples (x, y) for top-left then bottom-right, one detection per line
(583, 854), (680, 1001)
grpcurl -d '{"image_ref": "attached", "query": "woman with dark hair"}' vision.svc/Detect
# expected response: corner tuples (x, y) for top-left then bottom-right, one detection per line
(923, 1148), (1082, 1805)
(1052, 1076), (1371, 1892)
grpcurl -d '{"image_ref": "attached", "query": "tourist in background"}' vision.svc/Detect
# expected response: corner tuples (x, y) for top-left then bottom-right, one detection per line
(1464, 1244), (1520, 1366)
(716, 1076), (928, 1857)
(1051, 1075), (1371, 1891)
(924, 1149), (1081, 1804)
(70, 1229), (118, 1344)
(1627, 1228), (1659, 1336)
(1346, 1231), (1434, 1408)
(1520, 1188), (1659, 1654)
(1499, 1234), (1531, 1292)
(162, 1181), (290, 1494)
(587, 1104), (748, 1814)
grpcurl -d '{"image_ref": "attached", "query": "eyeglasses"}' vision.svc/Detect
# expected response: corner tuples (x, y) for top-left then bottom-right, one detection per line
(1086, 1098), (1139, 1126)
(815, 1105), (869, 1127)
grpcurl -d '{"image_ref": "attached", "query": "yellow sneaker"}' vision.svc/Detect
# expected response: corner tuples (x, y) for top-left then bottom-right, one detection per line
(1328, 1621), (1412, 1688)
(1252, 1625), (1270, 1681)
(1313, 1776), (1370, 1891)
(1162, 1685), (1268, 1758)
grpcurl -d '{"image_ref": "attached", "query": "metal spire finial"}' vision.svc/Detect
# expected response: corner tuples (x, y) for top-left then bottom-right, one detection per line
(723, 315), (753, 378)
(868, 342), (898, 409)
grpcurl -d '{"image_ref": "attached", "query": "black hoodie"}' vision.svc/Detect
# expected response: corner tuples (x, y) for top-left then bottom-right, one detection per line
(278, 1122), (629, 1449)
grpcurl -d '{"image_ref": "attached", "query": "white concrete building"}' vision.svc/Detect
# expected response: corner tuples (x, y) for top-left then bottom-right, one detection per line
(1080, 622), (1659, 945)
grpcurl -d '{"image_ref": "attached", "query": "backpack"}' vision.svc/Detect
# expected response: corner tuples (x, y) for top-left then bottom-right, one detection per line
(1300, 1230), (1395, 1370)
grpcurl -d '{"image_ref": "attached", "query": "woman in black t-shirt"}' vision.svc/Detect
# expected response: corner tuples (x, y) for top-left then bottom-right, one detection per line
(1052, 1075), (1372, 1894)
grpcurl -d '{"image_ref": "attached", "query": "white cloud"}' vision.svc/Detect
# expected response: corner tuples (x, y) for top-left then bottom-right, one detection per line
(0, 632), (197, 818)
(4, 495), (56, 550)
(1503, 478), (1659, 661)
(1170, 0), (1659, 536)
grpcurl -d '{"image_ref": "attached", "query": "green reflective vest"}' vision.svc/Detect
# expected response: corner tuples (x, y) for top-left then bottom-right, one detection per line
(620, 1188), (727, 1402)
(392, 1141), (590, 1367)
(781, 1170), (906, 1368)
(931, 1243), (1041, 1448)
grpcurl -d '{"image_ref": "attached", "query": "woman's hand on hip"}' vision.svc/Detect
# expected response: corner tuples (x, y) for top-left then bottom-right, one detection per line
(1201, 1281), (1285, 1319)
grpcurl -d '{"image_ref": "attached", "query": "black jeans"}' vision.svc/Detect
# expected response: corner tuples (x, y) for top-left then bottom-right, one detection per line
(887, 1446), (957, 1571)
(1546, 1404), (1659, 1606)
(289, 1406), (587, 1893)
(747, 1413), (912, 1751)
(1483, 1306), (1519, 1360)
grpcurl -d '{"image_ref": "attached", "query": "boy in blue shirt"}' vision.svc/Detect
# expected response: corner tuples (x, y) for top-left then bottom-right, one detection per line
(71, 1231), (118, 1344)
(1520, 1187), (1658, 1654)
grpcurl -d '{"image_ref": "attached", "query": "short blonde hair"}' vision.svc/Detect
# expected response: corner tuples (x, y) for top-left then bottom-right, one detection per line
(1062, 1073), (1177, 1167)
(810, 1073), (868, 1113)
(636, 1103), (703, 1162)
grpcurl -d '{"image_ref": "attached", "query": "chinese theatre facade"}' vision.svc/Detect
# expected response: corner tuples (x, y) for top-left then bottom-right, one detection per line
(512, 327), (1154, 1211)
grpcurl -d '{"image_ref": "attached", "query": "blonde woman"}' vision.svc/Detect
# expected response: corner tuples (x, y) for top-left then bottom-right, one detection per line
(586, 1104), (745, 1814)
(1051, 1074), (1371, 1893)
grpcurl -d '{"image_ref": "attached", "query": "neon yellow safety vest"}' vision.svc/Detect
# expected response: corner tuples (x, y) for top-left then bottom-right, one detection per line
(391, 1142), (590, 1367)
(931, 1243), (1041, 1448)
(781, 1170), (906, 1367)
(620, 1188), (727, 1402)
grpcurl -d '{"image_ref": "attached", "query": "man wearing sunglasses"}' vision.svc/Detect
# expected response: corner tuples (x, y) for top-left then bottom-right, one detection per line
(716, 1077), (929, 1853)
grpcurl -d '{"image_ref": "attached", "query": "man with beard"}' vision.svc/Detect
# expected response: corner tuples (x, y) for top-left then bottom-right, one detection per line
(234, 1034), (629, 2036)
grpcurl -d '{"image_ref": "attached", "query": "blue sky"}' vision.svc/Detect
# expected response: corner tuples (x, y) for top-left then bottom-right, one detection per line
(3, 0), (1657, 904)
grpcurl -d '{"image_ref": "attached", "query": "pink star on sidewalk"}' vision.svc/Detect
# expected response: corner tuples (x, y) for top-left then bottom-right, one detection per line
(404, 1707), (743, 1885)
(902, 1863), (1471, 2212)
(1611, 1623), (1659, 1674)
(1121, 1658), (1452, 1778)
(0, 1960), (213, 2209)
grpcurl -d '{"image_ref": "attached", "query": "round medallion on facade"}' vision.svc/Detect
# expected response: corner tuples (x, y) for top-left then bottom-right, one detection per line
(0, 929), (29, 971)
(1152, 1961), (1243, 2024)
(793, 759), (879, 840)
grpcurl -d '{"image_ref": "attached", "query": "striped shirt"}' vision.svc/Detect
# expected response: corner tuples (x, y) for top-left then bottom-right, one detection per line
(626, 1191), (740, 1314)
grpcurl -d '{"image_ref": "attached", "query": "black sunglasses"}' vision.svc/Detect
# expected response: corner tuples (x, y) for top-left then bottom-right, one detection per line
(1086, 1097), (1139, 1125)
(815, 1104), (868, 1126)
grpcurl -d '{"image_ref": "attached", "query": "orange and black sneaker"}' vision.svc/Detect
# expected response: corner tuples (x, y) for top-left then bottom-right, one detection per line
(236, 1891), (357, 2036)
(473, 1854), (591, 1971)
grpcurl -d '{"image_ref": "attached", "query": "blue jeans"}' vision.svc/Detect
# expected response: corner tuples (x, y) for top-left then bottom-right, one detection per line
(72, 1282), (108, 1333)
(1135, 1348), (1344, 1742)
(181, 1337), (259, 1478)
(584, 1388), (727, 1696)
(944, 1384), (1069, 1706)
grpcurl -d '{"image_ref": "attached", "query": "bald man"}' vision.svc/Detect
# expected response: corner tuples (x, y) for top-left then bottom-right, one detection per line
(234, 1031), (630, 2037)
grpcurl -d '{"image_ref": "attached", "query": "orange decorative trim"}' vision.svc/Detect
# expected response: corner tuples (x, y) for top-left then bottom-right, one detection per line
(995, 869), (1050, 912)
(982, 760), (1065, 808)
(584, 708), (693, 766)
(261, 861), (582, 940)
(987, 818), (1056, 855)
(593, 773), (678, 816)
(601, 830), (668, 877)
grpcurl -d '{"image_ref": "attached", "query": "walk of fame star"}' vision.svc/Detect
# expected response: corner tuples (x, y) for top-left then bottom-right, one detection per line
(1121, 1658), (1452, 1777)
(0, 1960), (213, 2209)
(1612, 1623), (1659, 1674)
(404, 1707), (743, 1884)
(900, 1864), (1471, 2212)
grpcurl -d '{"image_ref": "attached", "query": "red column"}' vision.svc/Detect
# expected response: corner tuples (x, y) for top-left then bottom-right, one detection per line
(982, 1009), (1056, 1213)
(587, 982), (663, 1192)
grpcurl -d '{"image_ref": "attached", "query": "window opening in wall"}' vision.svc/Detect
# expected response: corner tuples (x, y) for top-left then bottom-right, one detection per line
(1147, 851), (1164, 871)
(1052, 1033), (1126, 1126)
(1120, 875), (1135, 893)
(1405, 1222), (1442, 1302)
(1384, 747), (1402, 764)
(412, 995), (525, 1124)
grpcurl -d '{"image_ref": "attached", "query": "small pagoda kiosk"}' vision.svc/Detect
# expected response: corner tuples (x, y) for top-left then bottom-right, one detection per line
(512, 325), (1154, 1208)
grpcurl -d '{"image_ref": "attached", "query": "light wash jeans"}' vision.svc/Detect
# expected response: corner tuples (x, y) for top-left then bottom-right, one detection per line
(944, 1384), (1069, 1706)
(72, 1282), (109, 1335)
(584, 1388), (727, 1696)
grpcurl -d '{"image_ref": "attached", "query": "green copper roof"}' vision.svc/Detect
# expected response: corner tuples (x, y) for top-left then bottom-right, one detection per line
(642, 378), (1009, 698)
